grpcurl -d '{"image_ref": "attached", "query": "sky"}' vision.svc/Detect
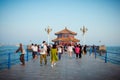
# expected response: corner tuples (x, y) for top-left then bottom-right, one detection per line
(0, 0), (120, 46)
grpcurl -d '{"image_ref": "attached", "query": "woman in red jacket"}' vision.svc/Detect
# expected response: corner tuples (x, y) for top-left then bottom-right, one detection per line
(75, 45), (80, 59)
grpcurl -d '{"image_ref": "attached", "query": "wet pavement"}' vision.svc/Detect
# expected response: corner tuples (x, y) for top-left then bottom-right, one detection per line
(0, 53), (120, 80)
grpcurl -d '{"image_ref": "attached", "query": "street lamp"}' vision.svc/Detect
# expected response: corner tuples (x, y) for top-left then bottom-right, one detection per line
(80, 26), (88, 45)
(45, 26), (52, 45)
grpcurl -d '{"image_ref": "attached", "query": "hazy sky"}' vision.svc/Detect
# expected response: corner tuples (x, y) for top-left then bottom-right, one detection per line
(0, 0), (120, 46)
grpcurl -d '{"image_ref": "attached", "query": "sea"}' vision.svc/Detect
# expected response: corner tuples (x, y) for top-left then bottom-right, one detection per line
(0, 45), (33, 70)
(106, 46), (120, 64)
(0, 45), (120, 70)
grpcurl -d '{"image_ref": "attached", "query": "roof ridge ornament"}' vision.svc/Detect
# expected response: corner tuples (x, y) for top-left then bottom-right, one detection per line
(65, 27), (67, 29)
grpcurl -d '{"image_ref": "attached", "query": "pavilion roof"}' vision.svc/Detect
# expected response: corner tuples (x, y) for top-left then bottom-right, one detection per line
(52, 37), (80, 42)
(55, 27), (77, 35)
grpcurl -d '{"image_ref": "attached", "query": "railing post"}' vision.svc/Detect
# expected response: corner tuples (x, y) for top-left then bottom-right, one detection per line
(8, 53), (11, 69)
(26, 49), (28, 61)
(105, 52), (107, 63)
(95, 48), (96, 59)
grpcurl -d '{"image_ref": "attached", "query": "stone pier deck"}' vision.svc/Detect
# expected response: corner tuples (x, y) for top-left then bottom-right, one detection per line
(0, 53), (120, 80)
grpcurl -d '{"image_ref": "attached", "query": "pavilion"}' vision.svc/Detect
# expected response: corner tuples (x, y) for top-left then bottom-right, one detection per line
(52, 27), (80, 45)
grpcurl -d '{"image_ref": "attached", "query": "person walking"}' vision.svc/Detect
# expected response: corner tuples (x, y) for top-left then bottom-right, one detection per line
(47, 45), (50, 56)
(79, 44), (82, 58)
(67, 44), (74, 58)
(83, 45), (87, 54)
(75, 45), (80, 59)
(50, 44), (58, 68)
(58, 46), (63, 60)
(32, 44), (38, 60)
(89, 46), (93, 56)
(40, 41), (47, 66)
(31, 43), (35, 59)
(15, 43), (25, 66)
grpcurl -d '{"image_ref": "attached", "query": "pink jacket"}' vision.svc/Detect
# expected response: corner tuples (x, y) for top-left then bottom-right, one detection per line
(75, 47), (80, 54)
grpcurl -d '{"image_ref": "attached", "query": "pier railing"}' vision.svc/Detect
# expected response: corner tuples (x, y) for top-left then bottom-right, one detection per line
(0, 50), (32, 70)
(89, 48), (120, 64)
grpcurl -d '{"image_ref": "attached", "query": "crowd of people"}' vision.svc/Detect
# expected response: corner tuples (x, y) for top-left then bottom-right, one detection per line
(15, 41), (88, 68)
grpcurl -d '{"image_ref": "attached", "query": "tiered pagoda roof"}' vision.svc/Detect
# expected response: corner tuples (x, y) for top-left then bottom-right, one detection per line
(52, 37), (80, 42)
(55, 27), (77, 35)
(52, 27), (80, 44)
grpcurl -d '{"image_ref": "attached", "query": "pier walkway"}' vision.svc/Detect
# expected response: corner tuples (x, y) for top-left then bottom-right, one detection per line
(0, 53), (120, 80)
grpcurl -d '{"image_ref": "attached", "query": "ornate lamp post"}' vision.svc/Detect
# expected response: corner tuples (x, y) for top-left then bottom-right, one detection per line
(45, 26), (52, 45)
(80, 26), (88, 45)
(99, 40), (101, 46)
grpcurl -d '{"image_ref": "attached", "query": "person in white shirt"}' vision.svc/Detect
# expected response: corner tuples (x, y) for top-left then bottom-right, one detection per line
(40, 41), (47, 66)
(58, 46), (63, 60)
(33, 44), (38, 59)
(15, 43), (25, 66)
(31, 44), (38, 60)
(67, 44), (74, 57)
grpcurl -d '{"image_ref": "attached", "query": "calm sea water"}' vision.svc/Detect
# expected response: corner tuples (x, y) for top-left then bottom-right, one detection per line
(106, 46), (120, 65)
(0, 45), (120, 70)
(0, 45), (32, 70)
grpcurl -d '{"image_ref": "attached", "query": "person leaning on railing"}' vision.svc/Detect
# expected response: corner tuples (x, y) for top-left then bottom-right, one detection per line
(15, 43), (25, 66)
